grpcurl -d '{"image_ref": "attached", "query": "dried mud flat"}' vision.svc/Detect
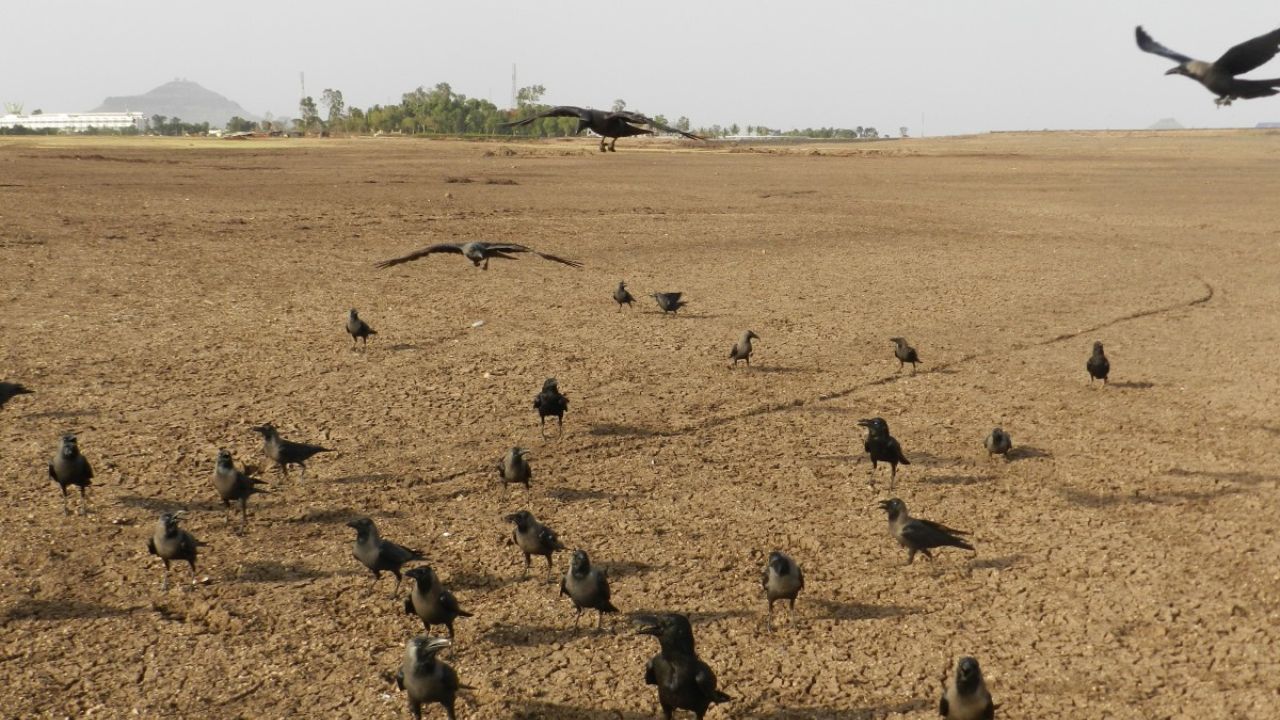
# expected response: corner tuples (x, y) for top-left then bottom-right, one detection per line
(1, 132), (1279, 719)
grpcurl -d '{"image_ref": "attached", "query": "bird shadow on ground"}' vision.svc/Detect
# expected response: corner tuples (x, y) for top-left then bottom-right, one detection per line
(23, 408), (100, 420)
(331, 472), (398, 485)
(920, 473), (995, 486)
(970, 554), (1024, 570)
(587, 422), (661, 438)
(2, 598), (141, 622)
(510, 701), (651, 720)
(604, 560), (659, 578)
(449, 570), (522, 592)
(117, 494), (222, 514)
(1111, 380), (1155, 390)
(812, 599), (920, 622)
(1009, 445), (1053, 461)
(236, 560), (333, 584)
(384, 343), (422, 352)
(1167, 468), (1280, 486)
(752, 699), (931, 719)
(1060, 485), (1242, 508)
(544, 486), (618, 502)
(480, 623), (598, 647)
(750, 366), (808, 374)
(284, 506), (402, 523)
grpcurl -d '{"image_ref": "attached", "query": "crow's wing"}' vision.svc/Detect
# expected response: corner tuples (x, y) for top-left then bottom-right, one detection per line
(374, 243), (464, 269)
(610, 111), (705, 141)
(485, 243), (583, 268)
(1215, 27), (1280, 76)
(1135, 26), (1194, 64)
(500, 105), (590, 128)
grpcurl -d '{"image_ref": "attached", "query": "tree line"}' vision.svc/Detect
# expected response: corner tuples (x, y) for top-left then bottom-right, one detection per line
(222, 83), (889, 140)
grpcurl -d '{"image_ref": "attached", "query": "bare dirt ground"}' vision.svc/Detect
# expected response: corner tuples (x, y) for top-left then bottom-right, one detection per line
(1, 131), (1279, 719)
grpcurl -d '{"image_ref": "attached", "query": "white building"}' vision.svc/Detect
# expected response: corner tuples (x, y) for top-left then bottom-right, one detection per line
(0, 112), (146, 132)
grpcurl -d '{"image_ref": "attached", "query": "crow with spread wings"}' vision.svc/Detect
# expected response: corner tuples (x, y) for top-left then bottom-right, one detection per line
(375, 241), (583, 271)
(500, 106), (705, 152)
(1136, 25), (1280, 107)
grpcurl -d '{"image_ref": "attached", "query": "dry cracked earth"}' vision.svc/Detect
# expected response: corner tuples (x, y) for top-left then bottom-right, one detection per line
(1, 131), (1279, 719)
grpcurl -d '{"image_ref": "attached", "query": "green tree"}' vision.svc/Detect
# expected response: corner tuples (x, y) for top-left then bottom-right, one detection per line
(226, 116), (255, 133)
(612, 98), (627, 112)
(298, 96), (320, 132)
(516, 84), (546, 108)
(675, 116), (690, 132)
(150, 115), (167, 133)
(729, 123), (740, 136)
(321, 88), (345, 128)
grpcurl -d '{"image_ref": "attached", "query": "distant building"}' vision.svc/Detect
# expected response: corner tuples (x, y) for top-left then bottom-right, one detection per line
(0, 112), (146, 132)
(1257, 122), (1280, 129)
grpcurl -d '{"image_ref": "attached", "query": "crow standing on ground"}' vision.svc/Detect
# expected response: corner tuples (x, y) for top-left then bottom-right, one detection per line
(0, 381), (33, 409)
(730, 331), (759, 367)
(213, 449), (267, 531)
(505, 510), (564, 579)
(940, 656), (996, 720)
(403, 566), (473, 640)
(891, 337), (922, 374)
(614, 281), (635, 310)
(533, 378), (568, 439)
(251, 423), (332, 480)
(396, 636), (468, 720)
(496, 447), (533, 490)
(147, 511), (206, 591)
(652, 292), (688, 315)
(48, 433), (94, 515)
(858, 417), (910, 490)
(500, 106), (705, 152)
(984, 428), (1013, 459)
(1087, 341), (1110, 385)
(637, 613), (732, 720)
(560, 549), (618, 628)
(346, 309), (376, 348)
(375, 241), (582, 271)
(1136, 25), (1280, 106)
(878, 498), (974, 565)
(347, 517), (424, 597)
(761, 551), (804, 630)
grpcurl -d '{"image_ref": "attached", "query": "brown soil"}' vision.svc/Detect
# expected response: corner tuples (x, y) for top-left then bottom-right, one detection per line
(1, 132), (1278, 719)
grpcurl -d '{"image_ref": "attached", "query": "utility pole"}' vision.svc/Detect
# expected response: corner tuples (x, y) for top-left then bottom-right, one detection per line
(510, 64), (518, 109)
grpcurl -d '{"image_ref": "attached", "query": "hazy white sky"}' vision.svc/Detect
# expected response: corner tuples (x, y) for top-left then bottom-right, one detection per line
(4, 0), (1279, 135)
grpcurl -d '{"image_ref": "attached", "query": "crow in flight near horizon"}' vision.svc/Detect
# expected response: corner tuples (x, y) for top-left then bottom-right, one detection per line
(375, 241), (582, 271)
(501, 106), (705, 151)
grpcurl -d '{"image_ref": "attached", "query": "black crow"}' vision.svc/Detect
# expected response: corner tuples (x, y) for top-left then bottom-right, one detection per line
(761, 551), (804, 630)
(496, 447), (532, 490)
(730, 331), (759, 367)
(213, 449), (268, 531)
(346, 309), (376, 348)
(858, 417), (910, 490)
(48, 433), (93, 515)
(984, 428), (1012, 459)
(0, 381), (33, 409)
(1137, 25), (1280, 106)
(1087, 341), (1110, 385)
(560, 549), (618, 628)
(940, 656), (996, 720)
(505, 510), (564, 579)
(375, 241), (582, 271)
(251, 423), (332, 480)
(533, 378), (568, 439)
(878, 498), (973, 565)
(347, 517), (424, 597)
(636, 613), (732, 719)
(403, 566), (472, 640)
(614, 281), (635, 310)
(148, 511), (206, 591)
(396, 636), (468, 720)
(652, 292), (687, 315)
(501, 106), (705, 152)
(891, 337), (922, 374)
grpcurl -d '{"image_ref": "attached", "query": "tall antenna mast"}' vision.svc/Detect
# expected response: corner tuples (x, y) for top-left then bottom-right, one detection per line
(510, 64), (518, 108)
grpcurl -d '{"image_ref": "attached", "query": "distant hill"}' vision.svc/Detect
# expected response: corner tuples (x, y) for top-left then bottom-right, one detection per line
(93, 79), (257, 127)
(1148, 118), (1184, 131)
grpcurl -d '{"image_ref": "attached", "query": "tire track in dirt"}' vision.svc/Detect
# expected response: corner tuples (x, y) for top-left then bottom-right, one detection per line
(540, 278), (1215, 465)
